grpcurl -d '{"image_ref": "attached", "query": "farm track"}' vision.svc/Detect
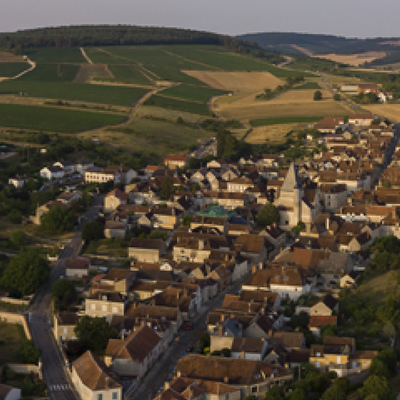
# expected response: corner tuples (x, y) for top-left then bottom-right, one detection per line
(79, 47), (93, 64)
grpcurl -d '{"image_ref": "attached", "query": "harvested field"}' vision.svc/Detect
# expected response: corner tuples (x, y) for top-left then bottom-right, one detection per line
(314, 52), (386, 66)
(363, 104), (400, 122)
(245, 123), (299, 144)
(215, 89), (348, 120)
(0, 52), (25, 62)
(182, 70), (283, 91)
(74, 64), (113, 83)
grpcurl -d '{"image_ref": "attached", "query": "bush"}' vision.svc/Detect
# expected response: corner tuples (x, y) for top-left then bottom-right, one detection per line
(17, 340), (41, 364)
(7, 209), (22, 224)
(314, 90), (323, 101)
(82, 221), (104, 241)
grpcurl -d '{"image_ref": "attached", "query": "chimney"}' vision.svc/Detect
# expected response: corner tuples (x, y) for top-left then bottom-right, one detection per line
(392, 207), (397, 219)
(248, 303), (252, 313)
(199, 240), (205, 250)
(105, 377), (110, 389)
(177, 370), (181, 378)
(258, 262), (263, 270)
(152, 299), (156, 306)
(223, 376), (229, 384)
(220, 314), (226, 322)
(252, 265), (257, 274)
(326, 217), (330, 231)
(218, 324), (224, 336)
(164, 382), (170, 390)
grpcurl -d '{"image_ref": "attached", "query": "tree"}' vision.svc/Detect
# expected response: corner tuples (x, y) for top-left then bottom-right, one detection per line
(10, 229), (26, 247)
(41, 206), (77, 233)
(320, 324), (338, 340)
(181, 215), (193, 227)
(159, 177), (175, 200)
(333, 377), (350, 393)
(368, 359), (391, 379)
(17, 340), (41, 364)
(287, 388), (307, 400)
(220, 348), (231, 357)
(333, 93), (341, 101)
(0, 248), (49, 296)
(257, 202), (280, 227)
(374, 349), (397, 377)
(52, 278), (77, 311)
(382, 321), (396, 341)
(7, 209), (22, 224)
(82, 221), (104, 241)
(74, 316), (117, 354)
(265, 385), (285, 400)
(358, 375), (395, 400)
(314, 90), (323, 101)
(321, 385), (346, 400)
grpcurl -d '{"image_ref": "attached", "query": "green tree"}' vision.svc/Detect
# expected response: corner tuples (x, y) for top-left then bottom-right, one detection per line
(265, 385), (285, 400)
(333, 93), (341, 101)
(320, 324), (338, 340)
(10, 229), (26, 247)
(257, 202), (280, 227)
(358, 375), (395, 400)
(374, 349), (398, 377)
(181, 215), (193, 227)
(52, 278), (77, 311)
(41, 206), (77, 232)
(7, 209), (22, 224)
(159, 177), (175, 200)
(369, 359), (391, 379)
(321, 385), (346, 400)
(333, 377), (350, 393)
(287, 388), (307, 400)
(314, 90), (323, 101)
(17, 340), (41, 364)
(0, 248), (49, 296)
(82, 221), (104, 241)
(74, 316), (117, 354)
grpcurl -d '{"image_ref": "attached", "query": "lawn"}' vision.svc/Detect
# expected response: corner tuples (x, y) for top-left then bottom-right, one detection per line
(244, 123), (300, 144)
(19, 63), (80, 82)
(160, 84), (228, 102)
(0, 104), (127, 133)
(0, 63), (29, 77)
(250, 116), (323, 127)
(0, 322), (26, 364)
(83, 238), (129, 258)
(144, 95), (210, 115)
(23, 47), (86, 63)
(0, 81), (150, 106)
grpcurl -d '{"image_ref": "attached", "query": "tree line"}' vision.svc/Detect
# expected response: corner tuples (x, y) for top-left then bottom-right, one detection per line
(0, 25), (284, 64)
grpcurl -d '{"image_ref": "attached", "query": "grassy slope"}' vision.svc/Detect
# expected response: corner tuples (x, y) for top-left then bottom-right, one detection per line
(0, 62), (29, 77)
(23, 47), (86, 63)
(19, 63), (80, 82)
(144, 95), (210, 115)
(160, 84), (228, 102)
(0, 103), (126, 132)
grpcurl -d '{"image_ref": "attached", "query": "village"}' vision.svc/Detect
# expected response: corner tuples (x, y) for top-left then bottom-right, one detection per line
(2, 111), (400, 400)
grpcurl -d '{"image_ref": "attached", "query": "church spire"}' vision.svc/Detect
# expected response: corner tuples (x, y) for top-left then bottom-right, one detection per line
(281, 162), (301, 192)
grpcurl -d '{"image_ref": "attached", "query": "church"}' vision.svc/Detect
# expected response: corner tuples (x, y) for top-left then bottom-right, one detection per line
(274, 162), (320, 227)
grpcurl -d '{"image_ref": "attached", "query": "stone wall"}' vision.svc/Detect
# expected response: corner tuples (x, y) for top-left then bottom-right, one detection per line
(0, 311), (32, 340)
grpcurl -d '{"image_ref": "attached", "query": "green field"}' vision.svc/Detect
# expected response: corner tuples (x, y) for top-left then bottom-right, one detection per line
(19, 63), (80, 82)
(145, 95), (210, 115)
(23, 47), (86, 63)
(0, 63), (29, 77)
(103, 65), (153, 85)
(0, 104), (126, 132)
(160, 84), (228, 102)
(293, 82), (321, 90)
(250, 116), (323, 127)
(0, 322), (27, 364)
(0, 81), (149, 106)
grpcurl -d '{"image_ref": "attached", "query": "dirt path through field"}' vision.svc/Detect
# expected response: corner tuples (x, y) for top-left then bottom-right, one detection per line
(80, 47), (93, 64)
(0, 56), (36, 82)
(290, 45), (314, 56)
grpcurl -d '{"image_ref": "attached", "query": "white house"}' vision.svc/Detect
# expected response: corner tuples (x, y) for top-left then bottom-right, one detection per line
(40, 165), (65, 180)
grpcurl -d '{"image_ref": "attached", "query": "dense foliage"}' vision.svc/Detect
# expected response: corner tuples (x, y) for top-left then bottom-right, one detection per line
(257, 203), (280, 227)
(52, 278), (77, 312)
(17, 340), (41, 364)
(0, 248), (49, 296)
(40, 205), (77, 233)
(82, 221), (105, 241)
(0, 25), (284, 64)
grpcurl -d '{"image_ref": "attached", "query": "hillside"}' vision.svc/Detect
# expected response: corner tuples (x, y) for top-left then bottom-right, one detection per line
(237, 32), (400, 56)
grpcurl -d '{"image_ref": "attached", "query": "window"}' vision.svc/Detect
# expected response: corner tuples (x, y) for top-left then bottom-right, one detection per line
(112, 392), (118, 400)
(97, 395), (103, 400)
(251, 386), (258, 393)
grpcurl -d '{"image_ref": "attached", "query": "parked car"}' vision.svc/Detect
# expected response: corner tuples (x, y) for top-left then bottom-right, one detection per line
(182, 321), (194, 331)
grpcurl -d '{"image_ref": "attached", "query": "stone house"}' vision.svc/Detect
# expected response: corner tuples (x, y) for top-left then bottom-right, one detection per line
(128, 238), (165, 262)
(53, 312), (80, 343)
(85, 292), (126, 318)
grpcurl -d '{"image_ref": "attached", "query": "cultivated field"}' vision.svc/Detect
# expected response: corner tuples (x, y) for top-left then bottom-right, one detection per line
(159, 84), (227, 102)
(73, 64), (113, 83)
(244, 123), (299, 144)
(23, 47), (86, 63)
(0, 63), (29, 77)
(182, 71), (283, 91)
(0, 103), (126, 133)
(314, 51), (386, 66)
(363, 104), (400, 122)
(0, 52), (25, 62)
(144, 95), (210, 115)
(214, 88), (348, 120)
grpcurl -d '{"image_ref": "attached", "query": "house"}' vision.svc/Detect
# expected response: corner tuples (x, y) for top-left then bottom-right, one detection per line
(215, 337), (269, 360)
(152, 288), (197, 319)
(308, 316), (337, 337)
(243, 315), (275, 339)
(105, 325), (162, 379)
(8, 175), (27, 189)
(85, 292), (126, 318)
(153, 207), (181, 230)
(104, 221), (127, 239)
(40, 165), (65, 180)
(156, 377), (242, 400)
(357, 84), (380, 94)
(0, 384), (21, 400)
(128, 238), (165, 262)
(85, 166), (136, 185)
(72, 351), (122, 400)
(104, 189), (128, 213)
(348, 114), (375, 126)
(270, 332), (305, 350)
(99, 268), (136, 295)
(53, 312), (80, 343)
(232, 235), (268, 264)
(310, 294), (339, 317)
(319, 184), (348, 212)
(164, 156), (189, 169)
(309, 336), (376, 377)
(57, 191), (82, 205)
(340, 271), (360, 288)
(65, 256), (90, 280)
(176, 355), (293, 398)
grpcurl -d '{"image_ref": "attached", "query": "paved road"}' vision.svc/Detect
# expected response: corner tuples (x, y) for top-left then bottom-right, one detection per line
(29, 195), (104, 400)
(127, 272), (251, 400)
